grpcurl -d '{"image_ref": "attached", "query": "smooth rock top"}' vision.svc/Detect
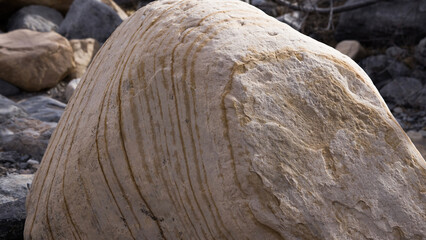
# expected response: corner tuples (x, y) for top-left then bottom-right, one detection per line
(25, 0), (426, 240)
(0, 29), (74, 92)
(7, 5), (64, 32)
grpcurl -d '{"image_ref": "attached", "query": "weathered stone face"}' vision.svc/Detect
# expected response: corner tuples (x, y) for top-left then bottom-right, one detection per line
(25, 0), (426, 239)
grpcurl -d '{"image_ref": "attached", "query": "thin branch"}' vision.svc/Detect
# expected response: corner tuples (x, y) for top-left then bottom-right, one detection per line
(271, 0), (386, 14)
(326, 0), (334, 30)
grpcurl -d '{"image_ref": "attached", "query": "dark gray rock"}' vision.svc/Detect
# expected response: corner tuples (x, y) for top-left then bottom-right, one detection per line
(336, 0), (426, 46)
(387, 60), (411, 79)
(359, 55), (391, 86)
(415, 37), (426, 67)
(58, 0), (123, 43)
(411, 85), (426, 109)
(380, 77), (424, 108)
(0, 151), (30, 164)
(0, 95), (27, 124)
(18, 95), (66, 123)
(7, 5), (63, 32)
(385, 46), (409, 60)
(114, 0), (143, 9)
(0, 118), (56, 160)
(137, 0), (156, 9)
(0, 79), (20, 97)
(413, 68), (426, 84)
(251, 0), (278, 16)
(359, 55), (411, 86)
(0, 174), (33, 240)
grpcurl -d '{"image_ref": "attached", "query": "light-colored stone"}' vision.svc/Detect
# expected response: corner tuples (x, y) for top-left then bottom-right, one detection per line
(0, 29), (74, 92)
(25, 0), (426, 239)
(335, 40), (366, 60)
(70, 39), (101, 79)
(65, 78), (81, 102)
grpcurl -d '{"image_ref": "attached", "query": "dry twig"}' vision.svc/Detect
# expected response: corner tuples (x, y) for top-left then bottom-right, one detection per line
(271, 0), (386, 14)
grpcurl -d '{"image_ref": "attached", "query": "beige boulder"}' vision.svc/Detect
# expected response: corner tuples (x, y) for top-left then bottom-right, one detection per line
(69, 39), (101, 79)
(335, 40), (366, 60)
(25, 0), (426, 239)
(0, 30), (74, 92)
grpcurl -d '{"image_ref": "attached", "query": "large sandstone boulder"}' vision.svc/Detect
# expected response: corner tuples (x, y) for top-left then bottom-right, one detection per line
(0, 30), (74, 92)
(25, 0), (426, 239)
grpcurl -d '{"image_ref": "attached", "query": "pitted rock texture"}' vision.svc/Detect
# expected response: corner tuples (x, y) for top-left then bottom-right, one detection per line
(25, 0), (426, 239)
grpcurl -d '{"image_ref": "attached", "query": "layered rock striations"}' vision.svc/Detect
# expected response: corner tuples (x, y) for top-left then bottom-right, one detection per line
(25, 0), (426, 239)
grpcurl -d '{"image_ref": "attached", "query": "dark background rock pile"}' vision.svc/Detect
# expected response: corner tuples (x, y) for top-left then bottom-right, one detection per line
(0, 0), (425, 239)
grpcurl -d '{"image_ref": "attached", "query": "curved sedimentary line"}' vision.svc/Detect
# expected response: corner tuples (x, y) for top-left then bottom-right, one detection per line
(137, 13), (199, 238)
(96, 68), (138, 239)
(47, 39), (122, 240)
(167, 10), (271, 239)
(179, 10), (273, 240)
(110, 2), (191, 238)
(26, 34), (110, 239)
(180, 16), (282, 239)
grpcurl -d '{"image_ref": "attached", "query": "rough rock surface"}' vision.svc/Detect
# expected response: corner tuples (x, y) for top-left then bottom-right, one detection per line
(7, 5), (64, 32)
(58, 0), (123, 43)
(0, 30), (74, 92)
(25, 0), (426, 239)
(69, 39), (101, 79)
